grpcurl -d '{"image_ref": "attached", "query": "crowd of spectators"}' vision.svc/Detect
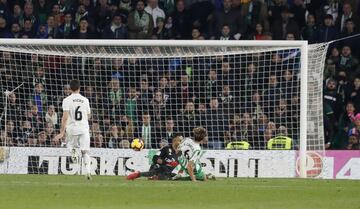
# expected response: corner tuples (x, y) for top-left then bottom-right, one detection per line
(0, 0), (359, 150)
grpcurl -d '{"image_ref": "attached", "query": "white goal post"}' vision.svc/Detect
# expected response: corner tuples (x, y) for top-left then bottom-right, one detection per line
(0, 39), (329, 178)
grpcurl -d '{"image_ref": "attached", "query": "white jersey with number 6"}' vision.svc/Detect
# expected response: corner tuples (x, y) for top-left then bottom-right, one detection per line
(62, 93), (90, 135)
(179, 137), (203, 167)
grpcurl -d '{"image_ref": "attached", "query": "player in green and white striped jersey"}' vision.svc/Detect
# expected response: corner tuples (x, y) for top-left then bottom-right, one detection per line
(176, 127), (209, 181)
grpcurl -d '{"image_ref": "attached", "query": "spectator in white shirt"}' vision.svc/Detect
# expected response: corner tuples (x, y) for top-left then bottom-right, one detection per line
(145, 0), (165, 26)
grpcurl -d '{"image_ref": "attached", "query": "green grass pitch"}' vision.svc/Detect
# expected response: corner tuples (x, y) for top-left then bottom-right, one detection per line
(0, 175), (359, 209)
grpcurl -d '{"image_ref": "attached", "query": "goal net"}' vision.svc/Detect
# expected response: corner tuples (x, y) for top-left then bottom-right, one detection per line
(0, 40), (329, 178)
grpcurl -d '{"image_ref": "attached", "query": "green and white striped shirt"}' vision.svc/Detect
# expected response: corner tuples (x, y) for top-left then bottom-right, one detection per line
(179, 138), (203, 168)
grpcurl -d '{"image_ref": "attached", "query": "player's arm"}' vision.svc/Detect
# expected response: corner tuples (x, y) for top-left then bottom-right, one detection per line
(54, 111), (69, 140)
(152, 147), (166, 165)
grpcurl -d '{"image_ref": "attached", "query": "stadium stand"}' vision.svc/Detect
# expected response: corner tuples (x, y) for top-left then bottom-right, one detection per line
(0, 0), (359, 150)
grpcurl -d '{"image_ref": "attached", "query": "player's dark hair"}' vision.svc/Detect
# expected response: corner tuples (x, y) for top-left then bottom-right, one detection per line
(193, 127), (207, 142)
(69, 80), (80, 91)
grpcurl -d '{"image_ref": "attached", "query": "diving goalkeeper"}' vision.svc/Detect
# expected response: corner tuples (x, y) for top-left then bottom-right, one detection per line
(127, 134), (182, 180)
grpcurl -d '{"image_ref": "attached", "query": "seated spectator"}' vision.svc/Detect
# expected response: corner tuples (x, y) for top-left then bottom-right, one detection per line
(247, 91), (264, 121)
(324, 47), (340, 80)
(58, 12), (77, 39)
(160, 117), (177, 144)
(191, 27), (202, 40)
(249, 23), (266, 40)
(24, 105), (44, 132)
(335, 2), (360, 33)
(338, 46), (359, 81)
(34, 0), (50, 24)
(125, 87), (138, 123)
(324, 79), (343, 121)
(22, 18), (36, 38)
(11, 4), (22, 25)
(219, 84), (235, 113)
(5, 120), (17, 145)
(16, 121), (34, 146)
(135, 112), (157, 148)
(286, 32), (296, 40)
(340, 18), (360, 57)
(102, 12), (128, 39)
(75, 4), (90, 25)
(316, 14), (338, 43)
(44, 122), (56, 145)
(301, 14), (317, 44)
(334, 101), (357, 149)
(271, 8), (299, 40)
(108, 78), (124, 117)
(205, 98), (226, 149)
(45, 105), (58, 128)
(138, 76), (153, 109)
(50, 4), (62, 26)
(45, 15), (59, 38)
(106, 124), (123, 148)
(8, 93), (22, 124)
(274, 99), (290, 126)
(145, 0), (165, 26)
(152, 17), (172, 39)
(29, 83), (47, 114)
(335, 70), (350, 103)
(37, 131), (50, 147)
(346, 77), (360, 111)
(241, 63), (261, 101)
(203, 69), (219, 101)
(36, 24), (48, 38)
(177, 101), (197, 137)
(280, 69), (298, 103)
(290, 0), (306, 29)
(72, 18), (97, 39)
(263, 74), (283, 114)
(241, 0), (269, 34)
(119, 139), (130, 148)
(0, 17), (11, 38)
(128, 0), (154, 39)
(19, 2), (38, 29)
(268, 0), (286, 25)
(150, 89), (168, 129)
(89, 118), (101, 136)
(121, 115), (135, 140)
(217, 24), (233, 40)
(9, 22), (21, 38)
(92, 134), (105, 148)
(209, 0), (243, 40)
(27, 137), (38, 147)
(171, 0), (191, 39)
(346, 128), (360, 150)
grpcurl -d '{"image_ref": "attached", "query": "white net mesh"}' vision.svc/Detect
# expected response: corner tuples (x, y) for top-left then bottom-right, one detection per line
(0, 40), (329, 177)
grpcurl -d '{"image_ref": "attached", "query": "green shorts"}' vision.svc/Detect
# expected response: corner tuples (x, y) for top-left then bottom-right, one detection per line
(177, 161), (205, 181)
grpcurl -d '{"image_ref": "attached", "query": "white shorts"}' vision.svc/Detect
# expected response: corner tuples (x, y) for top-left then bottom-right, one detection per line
(66, 131), (90, 151)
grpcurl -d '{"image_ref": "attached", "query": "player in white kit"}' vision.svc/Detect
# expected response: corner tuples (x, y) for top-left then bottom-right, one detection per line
(176, 127), (209, 181)
(54, 80), (92, 180)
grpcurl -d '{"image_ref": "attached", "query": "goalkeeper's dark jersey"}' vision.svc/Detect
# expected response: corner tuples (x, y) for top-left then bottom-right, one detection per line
(152, 145), (180, 168)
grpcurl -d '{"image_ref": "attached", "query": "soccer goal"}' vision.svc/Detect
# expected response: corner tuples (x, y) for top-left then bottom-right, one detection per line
(0, 39), (329, 178)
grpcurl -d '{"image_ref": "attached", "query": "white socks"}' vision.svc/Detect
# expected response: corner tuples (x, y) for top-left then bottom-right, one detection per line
(82, 151), (91, 176)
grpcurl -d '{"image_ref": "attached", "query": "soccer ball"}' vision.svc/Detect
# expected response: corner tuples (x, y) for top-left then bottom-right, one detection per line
(131, 138), (144, 151)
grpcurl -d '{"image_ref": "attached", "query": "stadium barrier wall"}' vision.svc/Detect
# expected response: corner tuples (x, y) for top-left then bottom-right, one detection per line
(0, 148), (359, 179)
